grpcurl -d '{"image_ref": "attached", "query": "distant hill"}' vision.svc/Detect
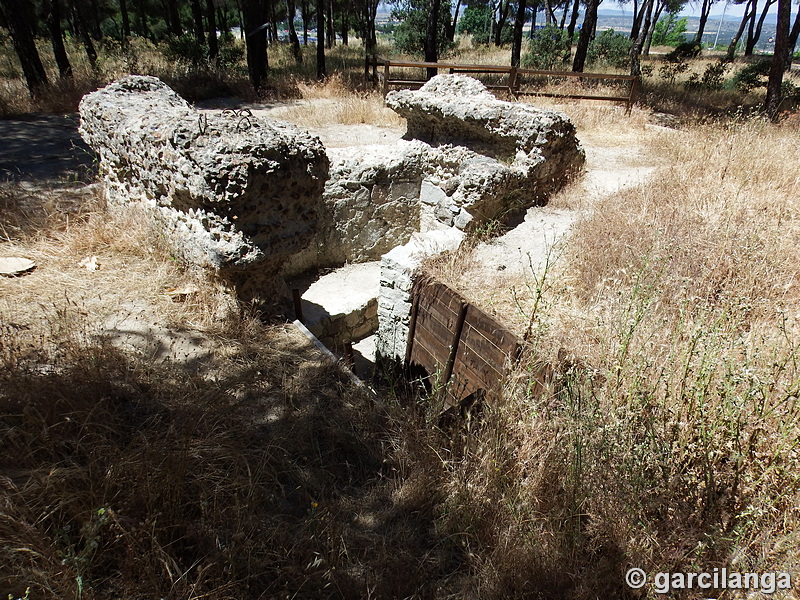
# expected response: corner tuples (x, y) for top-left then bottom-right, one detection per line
(593, 8), (777, 51)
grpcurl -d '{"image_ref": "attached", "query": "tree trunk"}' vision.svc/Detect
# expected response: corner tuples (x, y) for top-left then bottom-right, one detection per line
(367, 0), (378, 52)
(316, 0), (326, 78)
(206, 0), (219, 58)
(47, 0), (73, 78)
(287, 0), (302, 61)
(120, 0), (131, 37)
(166, 0), (182, 35)
(642, 0), (663, 56)
(134, 0), (151, 38)
(566, 0), (580, 43)
(631, 0), (643, 40)
(425, 0), (441, 78)
(694, 0), (712, 43)
(726, 0), (755, 60)
(559, 2), (567, 28)
(236, 0), (245, 38)
(244, 0), (269, 88)
(191, 0), (206, 46)
(544, 0), (552, 24)
(766, 0), (790, 118)
(341, 4), (349, 44)
(326, 0), (334, 48)
(629, 0), (653, 75)
(0, 0), (49, 94)
(494, 0), (511, 44)
(529, 2), (537, 38)
(88, 0), (102, 39)
(300, 0), (310, 44)
(270, 0), (278, 43)
(747, 0), (777, 55)
(448, 0), (462, 41)
(68, 0), (99, 66)
(572, 0), (598, 71)
(744, 0), (758, 54)
(511, 0), (527, 66)
(218, 5), (229, 33)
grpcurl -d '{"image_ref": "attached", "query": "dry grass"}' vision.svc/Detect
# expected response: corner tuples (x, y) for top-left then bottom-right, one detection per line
(276, 74), (405, 128)
(0, 182), (465, 599)
(0, 313), (400, 598)
(0, 184), (236, 339)
(421, 111), (800, 597)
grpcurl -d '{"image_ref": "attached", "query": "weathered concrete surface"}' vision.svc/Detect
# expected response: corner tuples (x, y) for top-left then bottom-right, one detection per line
(387, 74), (582, 161)
(283, 141), (430, 276)
(79, 75), (328, 307)
(386, 74), (585, 222)
(377, 229), (465, 363)
(296, 261), (381, 346)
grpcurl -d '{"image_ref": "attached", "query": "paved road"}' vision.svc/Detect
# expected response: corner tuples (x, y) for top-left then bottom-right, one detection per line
(0, 114), (97, 182)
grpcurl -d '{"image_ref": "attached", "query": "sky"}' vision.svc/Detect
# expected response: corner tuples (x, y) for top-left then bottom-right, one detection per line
(676, 0), (776, 21)
(599, 0), (782, 21)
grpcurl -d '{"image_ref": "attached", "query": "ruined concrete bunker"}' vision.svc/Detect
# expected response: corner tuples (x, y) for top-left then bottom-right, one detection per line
(79, 74), (584, 361)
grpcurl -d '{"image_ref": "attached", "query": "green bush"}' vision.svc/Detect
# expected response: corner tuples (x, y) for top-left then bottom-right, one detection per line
(663, 41), (701, 62)
(521, 25), (571, 70)
(686, 60), (729, 90)
(729, 59), (771, 93)
(651, 12), (688, 47)
(217, 32), (244, 68)
(587, 29), (631, 70)
(658, 58), (689, 84)
(458, 5), (492, 36)
(163, 33), (208, 65)
(782, 79), (800, 97)
(393, 0), (454, 57)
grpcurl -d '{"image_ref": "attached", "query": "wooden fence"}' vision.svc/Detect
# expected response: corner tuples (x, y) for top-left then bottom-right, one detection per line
(366, 55), (639, 112)
(405, 277), (523, 408)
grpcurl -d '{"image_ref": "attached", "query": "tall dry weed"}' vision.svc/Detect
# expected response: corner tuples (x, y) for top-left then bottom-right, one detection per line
(277, 74), (405, 127)
(416, 114), (800, 598)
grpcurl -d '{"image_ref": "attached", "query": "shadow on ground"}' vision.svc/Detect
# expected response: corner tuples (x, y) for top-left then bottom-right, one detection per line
(0, 325), (465, 599)
(0, 114), (97, 182)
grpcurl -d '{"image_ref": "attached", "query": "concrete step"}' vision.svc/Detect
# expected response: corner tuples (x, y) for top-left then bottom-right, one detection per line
(289, 261), (381, 348)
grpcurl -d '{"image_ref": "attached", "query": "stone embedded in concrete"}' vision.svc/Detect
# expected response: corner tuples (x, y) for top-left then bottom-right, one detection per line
(282, 141), (430, 276)
(376, 229), (465, 363)
(386, 73), (584, 162)
(79, 75), (328, 307)
(386, 74), (585, 223)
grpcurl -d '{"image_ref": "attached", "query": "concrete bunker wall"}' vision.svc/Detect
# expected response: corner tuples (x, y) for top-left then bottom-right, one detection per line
(79, 74), (584, 358)
(79, 75), (328, 309)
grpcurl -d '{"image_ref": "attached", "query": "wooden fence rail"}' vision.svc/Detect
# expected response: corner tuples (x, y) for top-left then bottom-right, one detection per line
(365, 54), (639, 112)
